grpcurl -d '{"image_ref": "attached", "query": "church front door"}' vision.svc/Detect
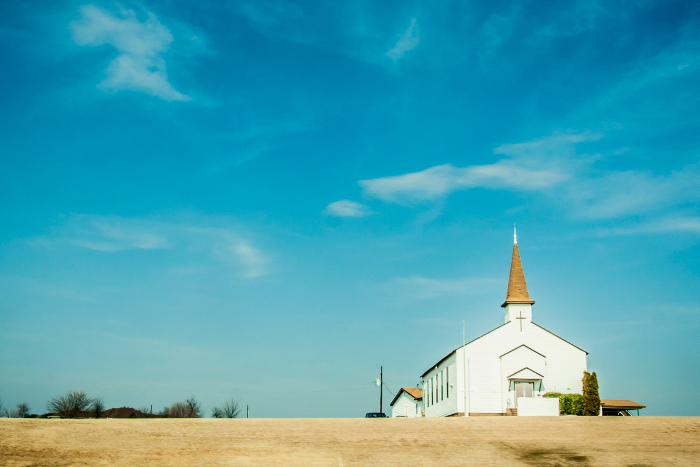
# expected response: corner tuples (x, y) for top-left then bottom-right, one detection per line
(515, 382), (534, 400)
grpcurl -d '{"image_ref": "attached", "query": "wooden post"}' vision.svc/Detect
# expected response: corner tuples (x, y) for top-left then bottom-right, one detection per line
(380, 366), (383, 414)
(247, 405), (249, 418)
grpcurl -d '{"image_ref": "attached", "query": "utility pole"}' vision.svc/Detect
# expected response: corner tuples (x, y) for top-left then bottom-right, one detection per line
(380, 366), (383, 414)
(247, 405), (249, 418)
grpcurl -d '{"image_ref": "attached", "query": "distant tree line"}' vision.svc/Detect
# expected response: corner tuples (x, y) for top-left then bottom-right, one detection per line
(0, 392), (243, 419)
(0, 397), (31, 418)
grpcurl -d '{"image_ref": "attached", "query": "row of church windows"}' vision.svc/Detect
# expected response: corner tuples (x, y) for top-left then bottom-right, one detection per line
(426, 367), (450, 408)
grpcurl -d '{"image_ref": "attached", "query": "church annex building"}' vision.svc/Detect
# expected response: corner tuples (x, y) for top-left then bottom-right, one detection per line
(420, 231), (588, 417)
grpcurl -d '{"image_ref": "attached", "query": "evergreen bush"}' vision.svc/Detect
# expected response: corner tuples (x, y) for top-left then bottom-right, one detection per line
(582, 371), (601, 416)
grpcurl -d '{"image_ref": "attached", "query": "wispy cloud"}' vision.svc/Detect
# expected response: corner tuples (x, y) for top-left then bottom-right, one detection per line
(213, 239), (270, 278)
(394, 276), (501, 299)
(598, 216), (700, 236)
(71, 5), (190, 101)
(568, 167), (700, 219)
(359, 131), (589, 204)
(235, 0), (304, 26)
(62, 215), (170, 252)
(386, 18), (419, 61)
(34, 214), (270, 279)
(358, 131), (700, 222)
(587, 31), (700, 122)
(324, 200), (373, 218)
(360, 163), (567, 204)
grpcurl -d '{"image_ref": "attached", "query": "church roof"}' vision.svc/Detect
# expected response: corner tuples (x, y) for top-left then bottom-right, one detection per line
(531, 322), (588, 354)
(501, 235), (535, 307)
(389, 387), (423, 406)
(420, 322), (511, 377)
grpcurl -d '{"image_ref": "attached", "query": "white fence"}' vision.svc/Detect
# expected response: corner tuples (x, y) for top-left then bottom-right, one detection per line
(517, 398), (559, 416)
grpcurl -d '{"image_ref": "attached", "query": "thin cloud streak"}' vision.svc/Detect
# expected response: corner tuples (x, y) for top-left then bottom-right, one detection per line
(324, 200), (373, 218)
(394, 276), (501, 299)
(598, 216), (700, 236)
(71, 5), (190, 101)
(360, 162), (568, 204)
(386, 18), (419, 61)
(34, 214), (270, 279)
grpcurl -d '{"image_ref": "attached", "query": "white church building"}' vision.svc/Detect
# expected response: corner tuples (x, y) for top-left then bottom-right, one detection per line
(421, 231), (588, 417)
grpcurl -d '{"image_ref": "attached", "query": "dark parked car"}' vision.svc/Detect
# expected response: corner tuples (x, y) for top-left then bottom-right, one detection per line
(365, 412), (387, 418)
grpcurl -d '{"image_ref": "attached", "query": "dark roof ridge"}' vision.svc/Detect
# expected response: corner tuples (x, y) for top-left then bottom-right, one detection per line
(389, 387), (422, 407)
(499, 344), (546, 359)
(531, 321), (588, 354)
(507, 367), (544, 379)
(421, 322), (511, 377)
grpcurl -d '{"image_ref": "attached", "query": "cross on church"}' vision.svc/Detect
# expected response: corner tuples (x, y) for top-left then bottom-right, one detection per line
(516, 311), (526, 331)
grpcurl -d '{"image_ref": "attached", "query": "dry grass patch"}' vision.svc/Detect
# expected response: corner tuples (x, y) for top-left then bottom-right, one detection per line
(1, 417), (698, 466)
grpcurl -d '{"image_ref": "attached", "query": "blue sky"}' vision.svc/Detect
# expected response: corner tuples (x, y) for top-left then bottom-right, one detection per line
(1, 0), (699, 417)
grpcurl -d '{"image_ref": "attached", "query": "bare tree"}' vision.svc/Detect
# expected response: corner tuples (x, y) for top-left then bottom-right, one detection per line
(212, 399), (241, 419)
(185, 396), (202, 418)
(167, 402), (191, 418)
(91, 397), (105, 418)
(46, 390), (93, 418)
(168, 397), (202, 418)
(17, 402), (30, 418)
(0, 397), (4, 417)
(221, 399), (241, 418)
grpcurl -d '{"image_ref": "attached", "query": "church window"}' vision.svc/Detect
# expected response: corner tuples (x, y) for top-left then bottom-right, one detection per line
(433, 376), (436, 405)
(441, 371), (444, 400)
(428, 379), (431, 406)
(446, 368), (449, 398)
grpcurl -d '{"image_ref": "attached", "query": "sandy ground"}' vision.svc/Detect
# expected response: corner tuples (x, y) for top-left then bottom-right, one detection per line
(1, 417), (699, 466)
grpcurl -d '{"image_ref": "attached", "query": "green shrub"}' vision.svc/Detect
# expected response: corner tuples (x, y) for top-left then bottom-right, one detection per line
(542, 392), (583, 415)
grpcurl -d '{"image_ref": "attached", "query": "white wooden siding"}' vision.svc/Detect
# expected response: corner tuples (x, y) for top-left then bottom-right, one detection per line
(424, 354), (459, 417)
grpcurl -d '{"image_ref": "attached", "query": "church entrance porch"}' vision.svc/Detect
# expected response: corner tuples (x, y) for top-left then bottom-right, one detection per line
(515, 381), (534, 399)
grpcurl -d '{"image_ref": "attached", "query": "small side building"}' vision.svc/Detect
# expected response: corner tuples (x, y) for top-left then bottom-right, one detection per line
(390, 388), (423, 418)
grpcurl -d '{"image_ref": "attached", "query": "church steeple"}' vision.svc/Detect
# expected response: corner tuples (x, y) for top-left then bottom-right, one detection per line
(501, 226), (535, 308)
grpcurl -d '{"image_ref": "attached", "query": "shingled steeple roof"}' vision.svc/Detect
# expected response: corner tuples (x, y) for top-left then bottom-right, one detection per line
(501, 227), (535, 308)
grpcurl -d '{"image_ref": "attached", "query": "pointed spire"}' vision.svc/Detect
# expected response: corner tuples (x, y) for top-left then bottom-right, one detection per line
(501, 230), (535, 308)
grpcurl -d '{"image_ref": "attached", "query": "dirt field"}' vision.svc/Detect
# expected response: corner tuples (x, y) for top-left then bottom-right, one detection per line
(1, 417), (698, 466)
